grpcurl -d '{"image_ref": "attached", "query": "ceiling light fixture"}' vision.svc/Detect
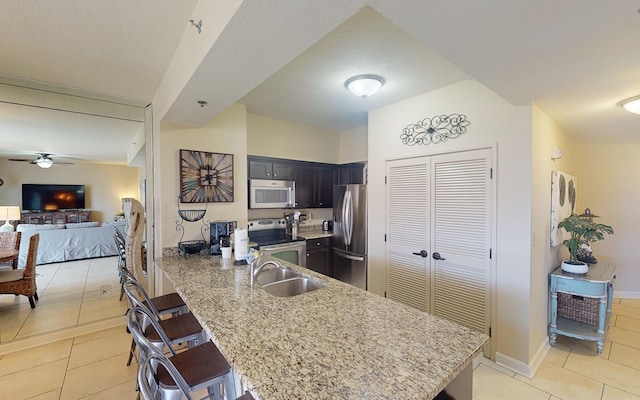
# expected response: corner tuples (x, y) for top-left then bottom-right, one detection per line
(35, 157), (53, 169)
(620, 95), (640, 114)
(345, 75), (385, 98)
(189, 19), (203, 34)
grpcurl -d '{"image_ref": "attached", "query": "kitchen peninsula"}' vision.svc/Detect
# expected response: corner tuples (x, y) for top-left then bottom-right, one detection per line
(156, 254), (488, 400)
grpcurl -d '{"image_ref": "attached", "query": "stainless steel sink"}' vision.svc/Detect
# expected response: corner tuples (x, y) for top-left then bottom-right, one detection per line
(256, 268), (301, 286)
(260, 277), (326, 297)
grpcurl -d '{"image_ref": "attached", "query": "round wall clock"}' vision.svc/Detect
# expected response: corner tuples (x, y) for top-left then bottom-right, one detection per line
(179, 149), (234, 203)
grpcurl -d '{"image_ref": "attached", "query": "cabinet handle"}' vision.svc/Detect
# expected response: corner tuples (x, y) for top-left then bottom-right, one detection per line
(306, 253), (309, 257)
(316, 242), (321, 246)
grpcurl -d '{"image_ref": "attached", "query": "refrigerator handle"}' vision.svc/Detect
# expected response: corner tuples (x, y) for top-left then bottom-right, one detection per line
(341, 190), (349, 245)
(334, 249), (365, 262)
(345, 190), (353, 246)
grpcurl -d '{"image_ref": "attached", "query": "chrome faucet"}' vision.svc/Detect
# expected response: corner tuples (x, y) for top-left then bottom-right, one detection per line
(250, 258), (281, 285)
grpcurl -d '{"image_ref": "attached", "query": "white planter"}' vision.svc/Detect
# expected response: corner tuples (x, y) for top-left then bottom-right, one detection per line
(561, 260), (588, 274)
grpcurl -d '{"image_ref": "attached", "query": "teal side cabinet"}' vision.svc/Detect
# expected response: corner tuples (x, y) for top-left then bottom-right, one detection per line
(549, 263), (616, 353)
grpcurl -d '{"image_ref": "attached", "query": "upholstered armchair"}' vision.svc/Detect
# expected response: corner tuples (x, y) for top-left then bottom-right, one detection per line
(0, 234), (39, 308)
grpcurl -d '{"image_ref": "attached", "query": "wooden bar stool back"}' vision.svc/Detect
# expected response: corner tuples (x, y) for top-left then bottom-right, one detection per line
(129, 306), (237, 400)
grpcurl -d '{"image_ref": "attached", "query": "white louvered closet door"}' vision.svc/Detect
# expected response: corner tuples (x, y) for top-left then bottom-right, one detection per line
(431, 149), (491, 339)
(385, 157), (431, 312)
(385, 149), (492, 349)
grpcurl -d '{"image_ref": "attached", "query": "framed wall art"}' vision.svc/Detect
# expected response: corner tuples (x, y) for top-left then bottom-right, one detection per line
(550, 170), (577, 246)
(179, 149), (234, 203)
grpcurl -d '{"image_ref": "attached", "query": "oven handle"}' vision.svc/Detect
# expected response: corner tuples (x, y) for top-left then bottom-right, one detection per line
(260, 243), (304, 252)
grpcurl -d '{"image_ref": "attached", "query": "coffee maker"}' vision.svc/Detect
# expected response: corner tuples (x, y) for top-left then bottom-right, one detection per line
(210, 221), (237, 255)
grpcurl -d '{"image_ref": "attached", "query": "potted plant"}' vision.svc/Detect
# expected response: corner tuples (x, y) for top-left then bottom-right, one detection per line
(558, 211), (613, 273)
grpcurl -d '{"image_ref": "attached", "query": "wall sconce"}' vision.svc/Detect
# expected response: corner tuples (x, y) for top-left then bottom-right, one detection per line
(0, 206), (21, 232)
(345, 75), (385, 98)
(619, 95), (640, 114)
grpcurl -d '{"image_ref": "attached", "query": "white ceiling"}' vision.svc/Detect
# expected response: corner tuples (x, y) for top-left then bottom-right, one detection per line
(1, 1), (639, 166)
(0, 0), (198, 164)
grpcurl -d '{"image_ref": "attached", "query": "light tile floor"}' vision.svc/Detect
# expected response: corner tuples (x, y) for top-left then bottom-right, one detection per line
(0, 258), (638, 399)
(0, 256), (127, 344)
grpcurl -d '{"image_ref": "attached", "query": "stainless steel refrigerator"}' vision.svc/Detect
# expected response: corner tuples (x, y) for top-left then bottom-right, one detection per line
(333, 184), (367, 289)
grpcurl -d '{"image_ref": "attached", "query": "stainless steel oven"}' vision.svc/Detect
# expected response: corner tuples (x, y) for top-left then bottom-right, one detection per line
(248, 218), (306, 267)
(259, 240), (306, 267)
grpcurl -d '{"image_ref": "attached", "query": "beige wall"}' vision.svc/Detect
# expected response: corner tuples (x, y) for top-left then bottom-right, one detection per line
(245, 113), (341, 221)
(339, 125), (368, 163)
(530, 104), (583, 368)
(247, 113), (340, 163)
(580, 142), (640, 295)
(0, 158), (140, 222)
(159, 104), (248, 249)
(368, 79), (534, 373)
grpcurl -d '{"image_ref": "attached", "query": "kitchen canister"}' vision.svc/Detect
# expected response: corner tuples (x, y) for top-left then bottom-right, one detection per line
(234, 227), (249, 261)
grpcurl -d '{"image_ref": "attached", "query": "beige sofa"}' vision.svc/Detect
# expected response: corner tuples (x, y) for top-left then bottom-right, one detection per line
(16, 221), (126, 266)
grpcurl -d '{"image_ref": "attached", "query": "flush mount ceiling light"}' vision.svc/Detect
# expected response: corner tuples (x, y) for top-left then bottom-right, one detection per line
(345, 75), (385, 98)
(620, 95), (640, 114)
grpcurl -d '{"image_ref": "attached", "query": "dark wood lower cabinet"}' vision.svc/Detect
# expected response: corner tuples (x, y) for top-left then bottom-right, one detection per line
(306, 237), (332, 276)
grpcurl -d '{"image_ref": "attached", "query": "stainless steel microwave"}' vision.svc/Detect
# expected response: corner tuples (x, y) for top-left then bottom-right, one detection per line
(249, 179), (295, 209)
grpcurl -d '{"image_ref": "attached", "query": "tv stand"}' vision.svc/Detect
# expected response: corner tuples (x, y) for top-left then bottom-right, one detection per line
(20, 210), (91, 225)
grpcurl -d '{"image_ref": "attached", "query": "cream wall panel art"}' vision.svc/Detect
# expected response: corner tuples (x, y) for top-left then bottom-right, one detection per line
(551, 171), (577, 246)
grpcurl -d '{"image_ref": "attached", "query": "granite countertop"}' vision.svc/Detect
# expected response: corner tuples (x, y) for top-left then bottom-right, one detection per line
(296, 230), (333, 240)
(156, 254), (488, 400)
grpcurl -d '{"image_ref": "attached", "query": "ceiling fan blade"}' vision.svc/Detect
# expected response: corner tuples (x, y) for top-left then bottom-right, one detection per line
(55, 161), (74, 166)
(8, 158), (33, 162)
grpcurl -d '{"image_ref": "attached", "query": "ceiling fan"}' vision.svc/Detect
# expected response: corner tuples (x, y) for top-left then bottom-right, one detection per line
(8, 153), (74, 169)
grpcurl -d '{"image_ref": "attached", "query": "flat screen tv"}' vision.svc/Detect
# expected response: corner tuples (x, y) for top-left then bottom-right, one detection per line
(22, 184), (86, 211)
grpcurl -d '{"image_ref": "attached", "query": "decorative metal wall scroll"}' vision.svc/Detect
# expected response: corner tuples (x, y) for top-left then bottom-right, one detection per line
(180, 149), (234, 203)
(400, 114), (470, 146)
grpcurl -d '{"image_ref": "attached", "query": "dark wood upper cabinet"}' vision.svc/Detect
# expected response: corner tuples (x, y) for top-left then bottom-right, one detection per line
(293, 165), (315, 208)
(248, 160), (272, 179)
(337, 163), (365, 184)
(248, 156), (350, 209)
(315, 167), (335, 208)
(272, 163), (294, 180)
(248, 160), (293, 180)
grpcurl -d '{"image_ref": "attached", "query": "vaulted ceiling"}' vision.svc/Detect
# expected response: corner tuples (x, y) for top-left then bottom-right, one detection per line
(1, 1), (639, 165)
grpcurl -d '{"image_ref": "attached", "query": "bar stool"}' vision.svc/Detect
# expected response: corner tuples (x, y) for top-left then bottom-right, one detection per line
(123, 281), (203, 365)
(122, 269), (188, 365)
(122, 269), (187, 316)
(129, 306), (237, 400)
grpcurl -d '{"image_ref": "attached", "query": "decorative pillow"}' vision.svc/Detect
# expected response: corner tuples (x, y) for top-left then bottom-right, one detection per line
(65, 221), (100, 229)
(17, 223), (66, 232)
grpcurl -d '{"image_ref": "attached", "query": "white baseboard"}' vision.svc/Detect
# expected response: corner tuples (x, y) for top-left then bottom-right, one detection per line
(495, 339), (551, 378)
(614, 291), (640, 299)
(528, 338), (551, 377)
